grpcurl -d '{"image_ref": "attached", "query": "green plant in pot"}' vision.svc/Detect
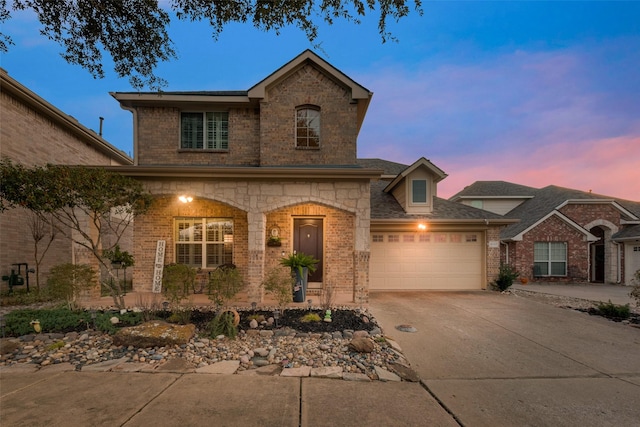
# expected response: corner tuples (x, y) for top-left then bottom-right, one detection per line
(280, 252), (319, 303)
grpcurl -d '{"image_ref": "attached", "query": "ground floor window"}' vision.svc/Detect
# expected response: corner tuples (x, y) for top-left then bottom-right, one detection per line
(534, 242), (567, 276)
(174, 217), (233, 268)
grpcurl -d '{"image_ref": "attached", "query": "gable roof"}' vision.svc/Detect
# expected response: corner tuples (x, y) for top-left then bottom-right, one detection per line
(111, 50), (373, 133)
(449, 181), (536, 201)
(501, 185), (640, 240)
(383, 157), (448, 194)
(1, 68), (132, 165)
(248, 50), (371, 100)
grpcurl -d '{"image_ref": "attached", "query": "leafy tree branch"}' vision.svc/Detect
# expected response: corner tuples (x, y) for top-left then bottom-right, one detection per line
(1, 0), (422, 90)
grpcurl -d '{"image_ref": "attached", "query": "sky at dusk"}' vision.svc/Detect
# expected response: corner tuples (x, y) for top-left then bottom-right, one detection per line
(2, 1), (639, 201)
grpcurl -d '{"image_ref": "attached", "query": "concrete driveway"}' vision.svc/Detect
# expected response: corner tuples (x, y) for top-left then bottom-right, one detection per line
(369, 291), (640, 427)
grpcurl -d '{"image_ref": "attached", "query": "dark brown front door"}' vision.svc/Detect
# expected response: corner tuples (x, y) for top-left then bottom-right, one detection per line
(293, 218), (323, 283)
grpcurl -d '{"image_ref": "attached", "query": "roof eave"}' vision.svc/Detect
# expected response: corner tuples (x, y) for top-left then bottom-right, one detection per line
(102, 165), (384, 180)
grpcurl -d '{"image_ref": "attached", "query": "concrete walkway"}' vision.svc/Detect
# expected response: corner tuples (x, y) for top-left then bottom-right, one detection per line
(0, 368), (456, 426)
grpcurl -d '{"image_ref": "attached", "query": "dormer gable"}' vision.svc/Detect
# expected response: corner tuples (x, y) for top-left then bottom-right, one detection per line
(384, 157), (448, 214)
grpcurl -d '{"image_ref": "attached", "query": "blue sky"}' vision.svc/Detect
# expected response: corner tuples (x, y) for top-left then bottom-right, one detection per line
(2, 1), (639, 200)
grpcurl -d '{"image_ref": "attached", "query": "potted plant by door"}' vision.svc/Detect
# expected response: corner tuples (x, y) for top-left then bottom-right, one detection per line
(280, 252), (319, 303)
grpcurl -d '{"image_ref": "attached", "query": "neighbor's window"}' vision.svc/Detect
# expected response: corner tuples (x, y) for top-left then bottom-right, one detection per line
(181, 112), (229, 150)
(411, 179), (427, 204)
(296, 106), (320, 148)
(534, 242), (567, 276)
(175, 217), (233, 268)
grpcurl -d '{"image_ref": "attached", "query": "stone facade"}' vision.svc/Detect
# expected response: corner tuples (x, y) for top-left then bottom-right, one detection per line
(134, 179), (369, 301)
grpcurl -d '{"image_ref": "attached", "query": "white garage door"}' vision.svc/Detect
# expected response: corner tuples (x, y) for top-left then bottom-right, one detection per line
(370, 232), (484, 290)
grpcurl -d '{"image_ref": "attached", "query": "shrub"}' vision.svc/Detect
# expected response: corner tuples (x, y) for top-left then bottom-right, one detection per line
(47, 263), (97, 310)
(629, 269), (640, 308)
(93, 311), (144, 334)
(206, 265), (244, 308)
(263, 267), (294, 311)
(493, 264), (519, 291)
(3, 308), (91, 336)
(596, 300), (631, 320)
(162, 263), (195, 306)
(2, 307), (144, 336)
(0, 287), (57, 306)
(300, 312), (321, 323)
(207, 311), (237, 339)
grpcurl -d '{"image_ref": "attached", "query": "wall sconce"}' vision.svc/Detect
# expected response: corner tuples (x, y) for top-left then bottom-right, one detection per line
(179, 195), (193, 203)
(417, 223), (427, 231)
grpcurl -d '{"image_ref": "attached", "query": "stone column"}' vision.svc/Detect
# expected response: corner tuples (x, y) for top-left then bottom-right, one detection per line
(247, 211), (266, 302)
(353, 250), (370, 304)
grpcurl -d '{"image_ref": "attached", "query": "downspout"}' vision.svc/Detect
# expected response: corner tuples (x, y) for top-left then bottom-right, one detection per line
(587, 241), (591, 282)
(501, 241), (509, 265)
(613, 241), (622, 284)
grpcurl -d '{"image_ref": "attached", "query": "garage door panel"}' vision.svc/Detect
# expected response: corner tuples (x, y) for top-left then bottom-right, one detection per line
(370, 232), (483, 290)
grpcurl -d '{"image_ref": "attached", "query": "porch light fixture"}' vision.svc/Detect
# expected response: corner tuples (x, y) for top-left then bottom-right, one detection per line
(417, 223), (427, 231)
(178, 195), (193, 203)
(273, 309), (280, 328)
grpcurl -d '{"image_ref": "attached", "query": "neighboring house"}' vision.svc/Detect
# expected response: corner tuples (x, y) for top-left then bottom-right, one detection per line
(111, 51), (514, 302)
(0, 68), (132, 290)
(451, 181), (640, 285)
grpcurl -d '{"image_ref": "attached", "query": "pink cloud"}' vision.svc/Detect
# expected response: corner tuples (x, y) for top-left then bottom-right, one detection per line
(437, 135), (640, 201)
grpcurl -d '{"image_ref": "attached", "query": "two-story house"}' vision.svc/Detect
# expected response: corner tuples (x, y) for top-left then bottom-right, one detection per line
(111, 51), (514, 302)
(0, 68), (132, 290)
(451, 181), (640, 285)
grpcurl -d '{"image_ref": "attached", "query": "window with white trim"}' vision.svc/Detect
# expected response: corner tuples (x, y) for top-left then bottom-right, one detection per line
(181, 112), (229, 150)
(534, 242), (567, 276)
(175, 218), (233, 268)
(296, 106), (320, 148)
(411, 179), (427, 204)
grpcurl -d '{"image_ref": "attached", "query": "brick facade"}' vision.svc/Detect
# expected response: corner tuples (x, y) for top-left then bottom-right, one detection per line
(510, 215), (590, 282)
(0, 71), (132, 291)
(136, 106), (261, 166)
(259, 64), (358, 166)
(504, 203), (631, 283)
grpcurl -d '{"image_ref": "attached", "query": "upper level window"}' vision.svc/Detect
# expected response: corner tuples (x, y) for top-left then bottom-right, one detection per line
(296, 106), (320, 148)
(181, 112), (229, 150)
(411, 179), (427, 204)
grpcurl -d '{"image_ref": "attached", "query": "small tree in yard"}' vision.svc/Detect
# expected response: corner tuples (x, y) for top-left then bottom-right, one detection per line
(162, 263), (195, 306)
(47, 263), (96, 310)
(26, 212), (58, 292)
(630, 269), (640, 308)
(207, 265), (245, 309)
(263, 267), (295, 312)
(0, 158), (153, 309)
